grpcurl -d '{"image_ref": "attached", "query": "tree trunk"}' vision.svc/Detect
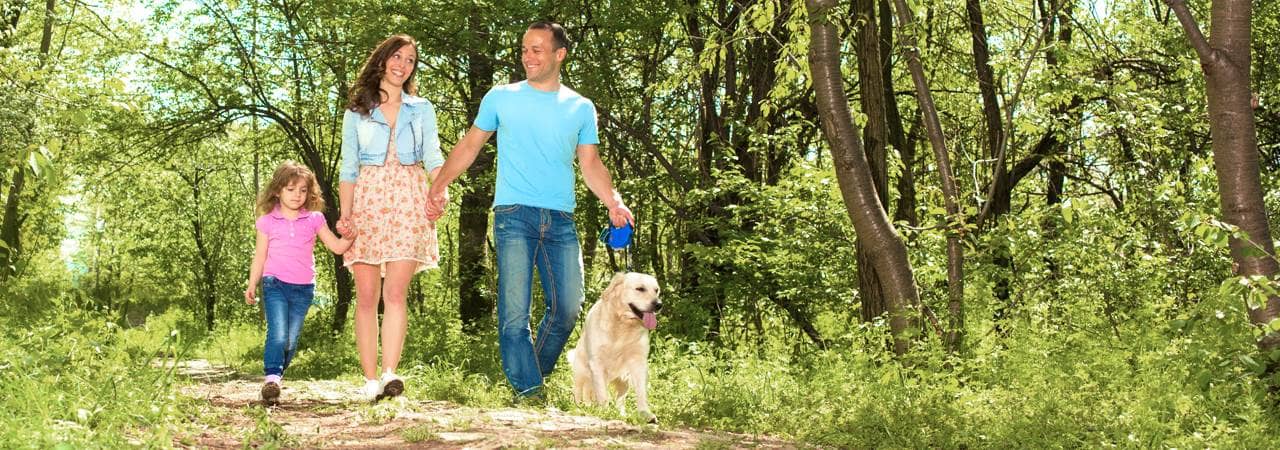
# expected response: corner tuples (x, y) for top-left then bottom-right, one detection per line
(193, 217), (217, 331)
(967, 0), (1008, 226)
(458, 14), (497, 332)
(881, 0), (916, 227)
(183, 169), (219, 331)
(0, 0), (54, 280)
(1166, 0), (1280, 353)
(0, 168), (25, 279)
(682, 1), (729, 342)
(892, 0), (966, 352)
(854, 0), (893, 324)
(808, 0), (920, 355)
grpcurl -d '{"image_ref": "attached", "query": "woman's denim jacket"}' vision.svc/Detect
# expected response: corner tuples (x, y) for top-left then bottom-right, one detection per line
(339, 94), (445, 183)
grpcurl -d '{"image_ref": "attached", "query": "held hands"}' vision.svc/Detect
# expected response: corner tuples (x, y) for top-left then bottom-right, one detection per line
(426, 185), (449, 222)
(336, 214), (354, 236)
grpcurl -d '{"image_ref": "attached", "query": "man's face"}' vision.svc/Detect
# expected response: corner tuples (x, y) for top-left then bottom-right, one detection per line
(522, 28), (564, 84)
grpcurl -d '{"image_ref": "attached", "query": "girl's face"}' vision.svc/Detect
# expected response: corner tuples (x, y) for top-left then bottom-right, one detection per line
(278, 178), (309, 212)
(381, 44), (416, 92)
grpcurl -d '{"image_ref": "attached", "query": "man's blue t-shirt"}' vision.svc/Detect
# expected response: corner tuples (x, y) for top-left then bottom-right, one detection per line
(474, 81), (599, 213)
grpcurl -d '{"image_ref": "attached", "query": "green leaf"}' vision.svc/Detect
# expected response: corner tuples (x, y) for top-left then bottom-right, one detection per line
(1219, 276), (1245, 299)
(27, 150), (41, 177)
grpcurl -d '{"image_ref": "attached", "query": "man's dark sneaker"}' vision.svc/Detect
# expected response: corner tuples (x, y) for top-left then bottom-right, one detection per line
(512, 388), (547, 407)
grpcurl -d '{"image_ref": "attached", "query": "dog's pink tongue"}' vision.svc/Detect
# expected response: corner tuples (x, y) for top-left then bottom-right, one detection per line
(642, 312), (658, 330)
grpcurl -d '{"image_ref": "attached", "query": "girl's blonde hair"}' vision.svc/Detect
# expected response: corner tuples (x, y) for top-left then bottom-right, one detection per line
(255, 161), (326, 215)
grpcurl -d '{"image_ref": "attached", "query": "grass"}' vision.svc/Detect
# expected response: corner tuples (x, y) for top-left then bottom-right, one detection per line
(400, 423), (438, 443)
(242, 405), (300, 449)
(0, 298), (196, 448)
(5, 263), (1280, 448)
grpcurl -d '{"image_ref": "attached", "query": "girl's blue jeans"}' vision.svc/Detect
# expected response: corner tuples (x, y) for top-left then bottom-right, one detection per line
(261, 276), (314, 377)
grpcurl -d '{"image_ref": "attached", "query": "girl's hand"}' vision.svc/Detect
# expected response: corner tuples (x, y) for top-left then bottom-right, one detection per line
(336, 215), (353, 236)
(244, 286), (257, 305)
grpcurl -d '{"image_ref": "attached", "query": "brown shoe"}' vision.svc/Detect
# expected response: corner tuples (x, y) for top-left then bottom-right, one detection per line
(261, 381), (281, 405)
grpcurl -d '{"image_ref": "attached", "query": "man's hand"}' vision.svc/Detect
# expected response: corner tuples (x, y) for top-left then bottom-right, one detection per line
(608, 202), (634, 227)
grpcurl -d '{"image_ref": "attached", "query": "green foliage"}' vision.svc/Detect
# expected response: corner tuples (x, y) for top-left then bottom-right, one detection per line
(0, 294), (196, 448)
(242, 405), (301, 449)
(2, 0), (1280, 447)
(400, 423), (438, 443)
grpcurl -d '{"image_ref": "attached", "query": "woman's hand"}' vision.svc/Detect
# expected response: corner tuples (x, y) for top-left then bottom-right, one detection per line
(337, 214), (354, 236)
(426, 186), (448, 221)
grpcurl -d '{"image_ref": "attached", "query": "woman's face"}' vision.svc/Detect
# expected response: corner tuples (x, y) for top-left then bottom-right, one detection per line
(382, 44), (416, 91)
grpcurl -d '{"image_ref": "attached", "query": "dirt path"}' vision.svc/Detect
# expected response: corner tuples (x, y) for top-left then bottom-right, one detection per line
(166, 360), (798, 449)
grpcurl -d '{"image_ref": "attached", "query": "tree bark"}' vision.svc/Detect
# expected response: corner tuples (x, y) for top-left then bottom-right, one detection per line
(808, 0), (920, 355)
(881, 0), (916, 227)
(854, 0), (892, 323)
(892, 0), (966, 352)
(1166, 0), (1280, 352)
(966, 0), (1008, 226)
(458, 13), (497, 332)
(0, 0), (55, 279)
(0, 168), (25, 278)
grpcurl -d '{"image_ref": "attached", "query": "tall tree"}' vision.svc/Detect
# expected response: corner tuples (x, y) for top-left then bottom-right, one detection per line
(808, 0), (919, 354)
(853, 0), (893, 323)
(0, 0), (55, 280)
(455, 9), (498, 332)
(891, 0), (966, 352)
(1165, 0), (1280, 355)
(132, 1), (360, 332)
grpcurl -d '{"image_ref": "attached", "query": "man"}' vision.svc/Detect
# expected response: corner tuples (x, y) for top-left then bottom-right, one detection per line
(426, 21), (633, 401)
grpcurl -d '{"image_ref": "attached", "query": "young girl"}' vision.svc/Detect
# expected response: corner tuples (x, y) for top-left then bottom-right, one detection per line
(245, 161), (355, 404)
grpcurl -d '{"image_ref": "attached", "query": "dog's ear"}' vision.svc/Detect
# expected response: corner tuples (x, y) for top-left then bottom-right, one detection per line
(603, 272), (627, 304)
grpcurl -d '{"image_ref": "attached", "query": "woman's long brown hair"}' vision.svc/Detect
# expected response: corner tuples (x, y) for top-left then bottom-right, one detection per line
(346, 34), (419, 116)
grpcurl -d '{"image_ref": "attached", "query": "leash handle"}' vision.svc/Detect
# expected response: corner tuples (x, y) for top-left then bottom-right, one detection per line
(600, 220), (636, 272)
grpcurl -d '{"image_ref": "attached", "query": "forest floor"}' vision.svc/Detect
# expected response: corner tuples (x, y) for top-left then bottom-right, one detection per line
(165, 360), (799, 449)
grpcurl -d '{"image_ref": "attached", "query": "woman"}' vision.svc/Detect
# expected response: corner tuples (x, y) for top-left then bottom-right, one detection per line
(337, 34), (445, 401)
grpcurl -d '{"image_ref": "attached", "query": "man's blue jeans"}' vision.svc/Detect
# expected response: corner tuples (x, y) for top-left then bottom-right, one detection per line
(261, 276), (314, 377)
(493, 204), (585, 396)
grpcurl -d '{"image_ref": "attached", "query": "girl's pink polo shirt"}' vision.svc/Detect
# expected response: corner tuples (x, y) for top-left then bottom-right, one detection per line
(256, 207), (326, 284)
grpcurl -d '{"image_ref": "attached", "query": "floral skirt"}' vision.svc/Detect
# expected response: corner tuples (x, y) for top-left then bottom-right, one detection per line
(343, 157), (439, 275)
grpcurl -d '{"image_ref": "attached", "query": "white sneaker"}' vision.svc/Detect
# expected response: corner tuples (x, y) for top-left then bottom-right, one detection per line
(360, 379), (382, 402)
(380, 372), (404, 398)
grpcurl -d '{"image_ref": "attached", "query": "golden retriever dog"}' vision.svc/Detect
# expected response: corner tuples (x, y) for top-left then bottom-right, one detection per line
(567, 272), (662, 423)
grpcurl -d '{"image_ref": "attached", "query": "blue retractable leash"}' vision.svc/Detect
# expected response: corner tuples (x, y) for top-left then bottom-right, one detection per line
(598, 220), (635, 271)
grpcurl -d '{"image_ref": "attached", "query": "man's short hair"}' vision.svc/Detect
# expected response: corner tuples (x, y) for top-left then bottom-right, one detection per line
(528, 21), (571, 51)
